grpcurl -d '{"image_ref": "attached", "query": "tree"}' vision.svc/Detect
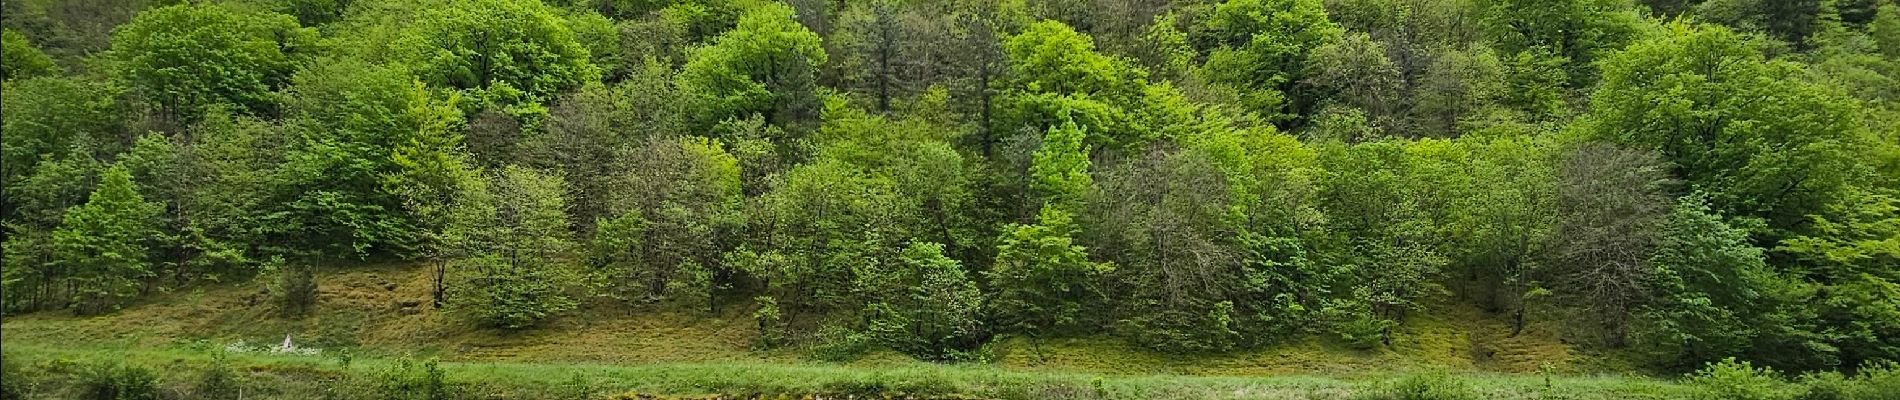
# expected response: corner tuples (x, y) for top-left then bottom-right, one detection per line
(1302, 32), (1403, 131)
(1087, 146), (1250, 352)
(394, 0), (599, 102)
(1777, 189), (1900, 367)
(988, 207), (1113, 342)
(1, 29), (58, 81)
(863, 242), (985, 361)
(677, 2), (827, 131)
(519, 69), (687, 230)
(1876, 3), (1900, 59)
(108, 4), (316, 123)
(1477, 0), (1639, 87)
(998, 20), (1161, 152)
(269, 60), (464, 259)
(52, 165), (162, 314)
(445, 166), (580, 329)
(590, 136), (741, 310)
(1, 77), (122, 207)
(1411, 45), (1506, 136)
(1548, 143), (1675, 346)
(1030, 118), (1095, 214)
(1635, 196), (1780, 370)
(1454, 133), (1558, 336)
(1188, 0), (1343, 121)
(1588, 22), (1869, 240)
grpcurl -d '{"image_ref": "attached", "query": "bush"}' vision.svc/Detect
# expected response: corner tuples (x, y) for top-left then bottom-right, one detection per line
(1, 354), (26, 400)
(81, 362), (159, 400)
(377, 358), (453, 400)
(195, 352), (242, 400)
(273, 258), (318, 317)
(1687, 358), (1799, 400)
(1358, 372), (1476, 400)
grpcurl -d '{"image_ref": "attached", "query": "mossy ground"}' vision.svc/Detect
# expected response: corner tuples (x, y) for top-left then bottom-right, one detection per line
(1, 263), (1680, 399)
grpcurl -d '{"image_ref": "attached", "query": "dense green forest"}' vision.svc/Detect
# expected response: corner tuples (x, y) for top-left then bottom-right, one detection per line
(2, 0), (1897, 388)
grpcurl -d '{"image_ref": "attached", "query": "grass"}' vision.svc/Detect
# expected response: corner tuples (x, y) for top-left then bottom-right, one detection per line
(0, 343), (1699, 400)
(0, 262), (1705, 399)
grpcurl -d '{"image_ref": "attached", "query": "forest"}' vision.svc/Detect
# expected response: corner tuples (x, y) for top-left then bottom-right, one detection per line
(1, 0), (1898, 397)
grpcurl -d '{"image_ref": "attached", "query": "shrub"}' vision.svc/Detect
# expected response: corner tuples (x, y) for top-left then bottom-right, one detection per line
(273, 258), (318, 317)
(1, 354), (26, 400)
(378, 358), (453, 400)
(1372, 372), (1477, 400)
(1838, 362), (1900, 400)
(1688, 358), (1799, 400)
(196, 352), (242, 400)
(81, 362), (159, 400)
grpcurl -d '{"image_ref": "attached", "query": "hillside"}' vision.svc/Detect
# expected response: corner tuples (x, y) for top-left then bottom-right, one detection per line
(2, 263), (1577, 374)
(5, 0), (1900, 398)
(2, 264), (1695, 400)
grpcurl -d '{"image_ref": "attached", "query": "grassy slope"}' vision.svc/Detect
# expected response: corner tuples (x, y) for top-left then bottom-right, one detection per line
(0, 263), (1687, 399)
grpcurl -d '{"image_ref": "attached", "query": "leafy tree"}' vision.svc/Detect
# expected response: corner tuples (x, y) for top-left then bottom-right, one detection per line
(1589, 22), (1870, 240)
(1315, 140), (1452, 345)
(591, 136), (741, 310)
(1635, 196), (1778, 370)
(1188, 0), (1343, 121)
(53, 165), (162, 314)
(1087, 146), (1249, 352)
(749, 157), (903, 312)
(677, 2), (827, 131)
(1876, 3), (1900, 59)
(864, 242), (985, 361)
(1302, 32), (1402, 131)
(269, 60), (464, 258)
(1029, 118), (1094, 213)
(988, 207), (1112, 341)
(107, 4), (317, 123)
(1454, 133), (1558, 336)
(394, 0), (600, 103)
(1411, 45), (1506, 135)
(1, 77), (122, 207)
(1, 29), (58, 81)
(997, 20), (1164, 152)
(520, 70), (687, 229)
(445, 166), (581, 329)
(1778, 189), (1900, 367)
(1476, 0), (1639, 87)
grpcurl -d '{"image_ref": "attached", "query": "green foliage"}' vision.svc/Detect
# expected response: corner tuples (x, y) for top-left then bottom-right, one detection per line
(1030, 118), (1094, 213)
(1686, 358), (1799, 400)
(1188, 0), (1343, 120)
(677, 2), (827, 130)
(53, 165), (162, 314)
(1, 29), (58, 81)
(591, 136), (741, 308)
(989, 207), (1112, 337)
(1478, 0), (1639, 87)
(272, 60), (464, 258)
(445, 166), (581, 329)
(1636, 196), (1800, 370)
(108, 3), (316, 121)
(1876, 4), (1900, 59)
(997, 20), (1177, 151)
(376, 358), (454, 400)
(864, 242), (985, 361)
(1356, 372), (1476, 400)
(395, 0), (599, 103)
(80, 362), (159, 400)
(1589, 22), (1869, 238)
(194, 352), (242, 400)
(1, 77), (121, 202)
(272, 258), (318, 317)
